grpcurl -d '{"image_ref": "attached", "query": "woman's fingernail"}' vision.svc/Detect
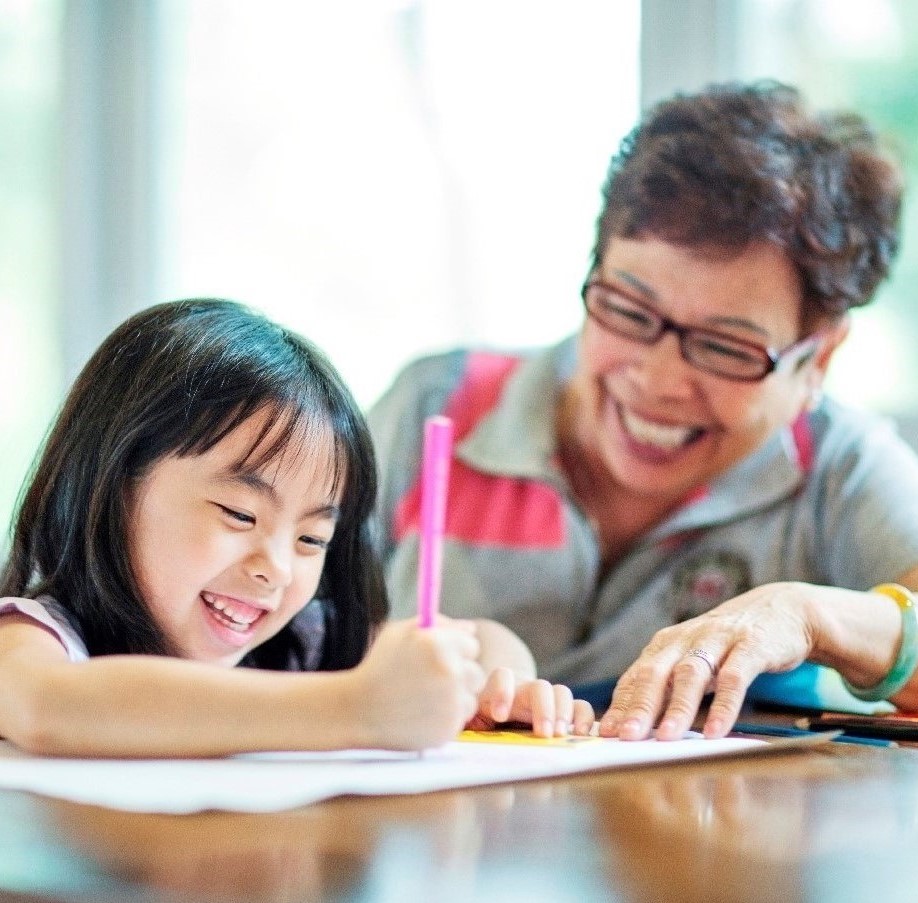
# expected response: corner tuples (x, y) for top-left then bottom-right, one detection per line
(540, 719), (554, 737)
(621, 718), (643, 738)
(657, 718), (677, 736)
(555, 719), (569, 736)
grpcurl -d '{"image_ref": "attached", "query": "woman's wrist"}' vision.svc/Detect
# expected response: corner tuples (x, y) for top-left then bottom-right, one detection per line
(841, 584), (918, 701)
(808, 584), (908, 692)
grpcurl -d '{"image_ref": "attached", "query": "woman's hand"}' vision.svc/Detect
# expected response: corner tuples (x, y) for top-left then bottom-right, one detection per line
(468, 666), (595, 737)
(599, 583), (818, 740)
(352, 617), (486, 750)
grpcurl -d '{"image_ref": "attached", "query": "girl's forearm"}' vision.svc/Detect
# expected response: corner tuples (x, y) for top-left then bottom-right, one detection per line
(1, 654), (368, 757)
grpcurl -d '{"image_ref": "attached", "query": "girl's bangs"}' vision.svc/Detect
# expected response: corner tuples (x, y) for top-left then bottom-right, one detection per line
(228, 401), (349, 502)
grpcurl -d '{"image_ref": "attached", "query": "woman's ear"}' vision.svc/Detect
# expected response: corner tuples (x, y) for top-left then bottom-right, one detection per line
(799, 317), (849, 412)
(805, 316), (851, 390)
(812, 316), (851, 376)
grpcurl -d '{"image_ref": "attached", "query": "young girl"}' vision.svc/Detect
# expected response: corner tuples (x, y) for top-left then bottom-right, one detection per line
(0, 299), (592, 757)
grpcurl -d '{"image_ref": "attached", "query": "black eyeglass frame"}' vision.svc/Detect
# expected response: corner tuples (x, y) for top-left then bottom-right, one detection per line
(580, 279), (821, 383)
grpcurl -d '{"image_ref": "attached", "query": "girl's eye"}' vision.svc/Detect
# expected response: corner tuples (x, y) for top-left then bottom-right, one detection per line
(299, 535), (330, 551)
(217, 504), (255, 525)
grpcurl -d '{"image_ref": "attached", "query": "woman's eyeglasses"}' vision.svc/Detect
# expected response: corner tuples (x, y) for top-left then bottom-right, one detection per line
(581, 280), (819, 382)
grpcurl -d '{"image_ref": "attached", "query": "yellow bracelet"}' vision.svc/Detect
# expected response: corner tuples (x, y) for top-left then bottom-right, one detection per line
(842, 583), (918, 702)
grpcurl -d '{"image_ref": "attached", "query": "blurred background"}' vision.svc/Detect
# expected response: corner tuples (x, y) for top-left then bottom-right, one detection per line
(1, 0), (916, 546)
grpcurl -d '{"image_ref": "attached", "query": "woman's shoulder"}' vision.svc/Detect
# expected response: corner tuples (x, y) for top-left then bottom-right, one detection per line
(813, 398), (916, 460)
(369, 342), (563, 423)
(0, 595), (90, 662)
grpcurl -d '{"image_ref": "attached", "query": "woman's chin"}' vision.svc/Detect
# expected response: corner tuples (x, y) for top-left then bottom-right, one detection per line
(601, 427), (712, 499)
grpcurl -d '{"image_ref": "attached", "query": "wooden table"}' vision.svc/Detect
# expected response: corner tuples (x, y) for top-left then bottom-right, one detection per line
(3, 732), (918, 903)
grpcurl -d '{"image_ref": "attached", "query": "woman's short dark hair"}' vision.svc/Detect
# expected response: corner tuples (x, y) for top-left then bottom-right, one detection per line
(592, 80), (903, 323)
(1, 298), (387, 671)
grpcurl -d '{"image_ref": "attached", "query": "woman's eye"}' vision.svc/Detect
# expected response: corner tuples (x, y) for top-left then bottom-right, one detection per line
(609, 303), (654, 328)
(217, 504), (255, 525)
(698, 337), (758, 363)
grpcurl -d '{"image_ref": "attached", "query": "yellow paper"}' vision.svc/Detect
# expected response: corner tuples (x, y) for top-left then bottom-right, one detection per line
(458, 730), (601, 747)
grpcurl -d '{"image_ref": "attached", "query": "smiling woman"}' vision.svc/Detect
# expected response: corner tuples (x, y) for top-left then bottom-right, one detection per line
(368, 80), (918, 739)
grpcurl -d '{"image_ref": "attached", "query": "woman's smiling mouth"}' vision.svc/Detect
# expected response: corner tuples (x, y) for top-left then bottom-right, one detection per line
(618, 406), (705, 454)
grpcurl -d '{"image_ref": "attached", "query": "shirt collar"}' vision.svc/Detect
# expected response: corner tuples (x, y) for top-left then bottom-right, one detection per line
(456, 337), (577, 482)
(456, 335), (811, 532)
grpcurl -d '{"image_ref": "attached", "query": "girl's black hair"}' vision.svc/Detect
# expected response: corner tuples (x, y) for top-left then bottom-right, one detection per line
(1, 298), (387, 671)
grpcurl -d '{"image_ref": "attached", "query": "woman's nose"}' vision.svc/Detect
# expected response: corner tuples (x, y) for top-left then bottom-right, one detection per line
(628, 330), (697, 396)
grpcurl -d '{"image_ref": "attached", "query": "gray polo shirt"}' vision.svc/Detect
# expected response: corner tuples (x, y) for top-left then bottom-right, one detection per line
(369, 337), (918, 686)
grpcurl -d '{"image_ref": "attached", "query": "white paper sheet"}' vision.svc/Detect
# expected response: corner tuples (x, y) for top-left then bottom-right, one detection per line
(0, 735), (768, 814)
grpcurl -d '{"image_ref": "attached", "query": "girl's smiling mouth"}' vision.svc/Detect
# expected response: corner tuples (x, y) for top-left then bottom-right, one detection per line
(200, 591), (269, 643)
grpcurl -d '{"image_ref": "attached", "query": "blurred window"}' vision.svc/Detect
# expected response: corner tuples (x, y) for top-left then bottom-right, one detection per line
(158, 0), (641, 407)
(733, 0), (918, 419)
(0, 0), (62, 551)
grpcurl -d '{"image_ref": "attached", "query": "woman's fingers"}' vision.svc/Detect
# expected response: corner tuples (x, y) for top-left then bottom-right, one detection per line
(603, 650), (684, 739)
(653, 647), (723, 740)
(700, 649), (765, 737)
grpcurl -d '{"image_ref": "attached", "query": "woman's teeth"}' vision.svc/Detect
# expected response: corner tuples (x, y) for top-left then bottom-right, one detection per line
(621, 409), (700, 451)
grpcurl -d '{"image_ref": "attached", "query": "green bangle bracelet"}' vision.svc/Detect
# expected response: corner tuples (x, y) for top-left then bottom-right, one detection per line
(842, 583), (918, 702)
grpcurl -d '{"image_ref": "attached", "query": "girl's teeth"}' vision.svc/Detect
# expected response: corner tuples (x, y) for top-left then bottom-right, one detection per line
(202, 593), (260, 627)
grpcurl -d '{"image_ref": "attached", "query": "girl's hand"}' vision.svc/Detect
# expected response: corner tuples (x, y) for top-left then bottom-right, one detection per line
(467, 666), (595, 737)
(599, 583), (817, 741)
(351, 618), (485, 750)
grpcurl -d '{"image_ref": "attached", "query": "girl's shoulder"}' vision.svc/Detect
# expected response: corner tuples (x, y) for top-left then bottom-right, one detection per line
(0, 596), (90, 662)
(287, 599), (326, 671)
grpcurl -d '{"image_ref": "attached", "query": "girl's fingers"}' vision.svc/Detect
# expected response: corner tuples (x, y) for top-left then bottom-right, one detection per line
(463, 660), (487, 695)
(552, 683), (574, 735)
(572, 699), (595, 736)
(477, 667), (515, 723)
(526, 679), (557, 737)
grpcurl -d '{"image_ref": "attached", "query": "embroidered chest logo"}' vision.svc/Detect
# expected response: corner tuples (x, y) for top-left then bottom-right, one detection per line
(670, 551), (751, 622)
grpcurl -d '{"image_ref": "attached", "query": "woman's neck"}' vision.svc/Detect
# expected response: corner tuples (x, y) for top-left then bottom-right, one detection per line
(555, 390), (687, 568)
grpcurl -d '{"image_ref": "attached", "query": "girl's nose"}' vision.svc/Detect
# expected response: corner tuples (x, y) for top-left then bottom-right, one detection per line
(247, 537), (293, 589)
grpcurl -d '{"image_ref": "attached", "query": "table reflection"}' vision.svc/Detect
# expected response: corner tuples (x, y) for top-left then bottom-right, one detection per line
(592, 748), (918, 903)
(5, 745), (918, 903)
(40, 782), (599, 903)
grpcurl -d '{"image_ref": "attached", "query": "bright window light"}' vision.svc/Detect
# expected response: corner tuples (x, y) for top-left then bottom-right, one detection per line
(159, 1), (640, 407)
